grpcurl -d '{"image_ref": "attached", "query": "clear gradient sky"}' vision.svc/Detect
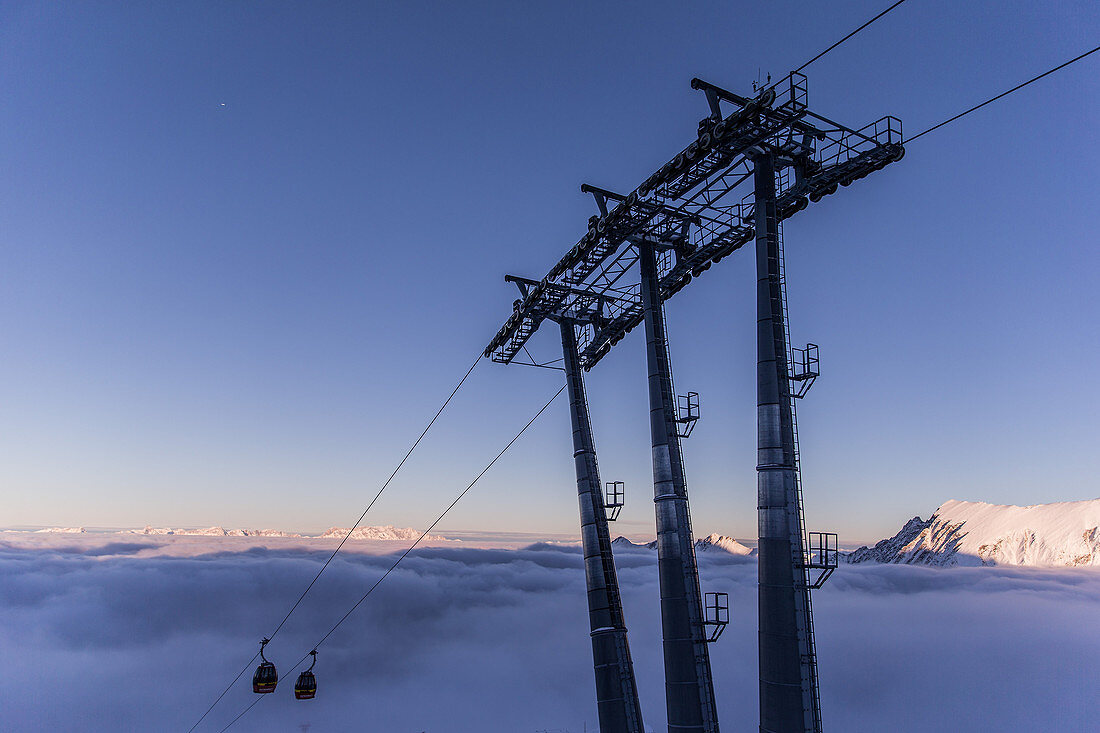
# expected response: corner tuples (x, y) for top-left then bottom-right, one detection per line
(2, 1), (1097, 543)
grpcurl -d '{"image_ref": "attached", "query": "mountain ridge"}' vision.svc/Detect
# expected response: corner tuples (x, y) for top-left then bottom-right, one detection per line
(11, 524), (453, 541)
(848, 497), (1100, 567)
(611, 533), (755, 557)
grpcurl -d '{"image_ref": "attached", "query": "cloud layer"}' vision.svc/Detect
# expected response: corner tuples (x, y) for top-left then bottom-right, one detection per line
(1, 535), (1098, 732)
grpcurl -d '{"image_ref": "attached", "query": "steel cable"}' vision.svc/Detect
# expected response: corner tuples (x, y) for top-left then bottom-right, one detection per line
(907, 45), (1100, 142)
(186, 350), (482, 732)
(214, 383), (566, 731)
(216, 695), (263, 733)
(265, 350), (484, 642)
(793, 0), (909, 74)
(186, 653), (257, 733)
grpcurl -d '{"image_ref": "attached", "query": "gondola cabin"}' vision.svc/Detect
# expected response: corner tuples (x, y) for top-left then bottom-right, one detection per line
(294, 670), (317, 700)
(252, 638), (278, 694)
(295, 650), (319, 700)
(252, 661), (278, 693)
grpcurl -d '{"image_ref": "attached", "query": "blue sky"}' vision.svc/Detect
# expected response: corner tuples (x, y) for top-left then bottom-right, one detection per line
(1, 0), (1097, 542)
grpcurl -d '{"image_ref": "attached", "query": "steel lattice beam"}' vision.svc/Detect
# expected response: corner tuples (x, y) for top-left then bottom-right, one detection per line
(484, 72), (902, 370)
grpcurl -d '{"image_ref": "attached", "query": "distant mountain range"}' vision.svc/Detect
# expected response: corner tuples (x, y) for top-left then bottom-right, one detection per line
(848, 498), (1100, 567)
(613, 533), (755, 557)
(613, 498), (1100, 569)
(15, 525), (450, 541)
(19, 498), (1100, 568)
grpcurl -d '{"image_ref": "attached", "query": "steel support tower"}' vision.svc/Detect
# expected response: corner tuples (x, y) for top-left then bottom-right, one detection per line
(484, 72), (902, 733)
(753, 153), (818, 733)
(639, 241), (718, 733)
(560, 318), (645, 733)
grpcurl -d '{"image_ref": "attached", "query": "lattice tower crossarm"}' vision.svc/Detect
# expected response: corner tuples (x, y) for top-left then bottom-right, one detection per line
(483, 73), (902, 373)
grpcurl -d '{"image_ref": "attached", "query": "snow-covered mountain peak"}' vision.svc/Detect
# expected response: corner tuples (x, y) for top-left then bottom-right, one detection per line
(695, 533), (755, 556)
(610, 536), (649, 550)
(117, 525), (451, 541)
(610, 534), (755, 556)
(849, 497), (1100, 567)
(125, 526), (301, 537)
(317, 525), (449, 542)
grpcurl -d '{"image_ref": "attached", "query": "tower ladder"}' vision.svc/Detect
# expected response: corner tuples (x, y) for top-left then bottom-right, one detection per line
(777, 218), (823, 733)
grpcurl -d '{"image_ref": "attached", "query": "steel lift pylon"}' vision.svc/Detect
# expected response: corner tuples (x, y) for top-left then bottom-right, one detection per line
(501, 275), (645, 733)
(560, 317), (645, 733)
(639, 239), (718, 733)
(753, 152), (818, 733)
(485, 72), (902, 733)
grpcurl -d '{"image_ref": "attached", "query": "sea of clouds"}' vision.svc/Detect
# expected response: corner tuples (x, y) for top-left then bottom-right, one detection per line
(0, 534), (1097, 732)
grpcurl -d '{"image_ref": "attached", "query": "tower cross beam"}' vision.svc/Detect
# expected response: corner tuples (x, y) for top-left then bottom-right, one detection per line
(485, 74), (901, 370)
